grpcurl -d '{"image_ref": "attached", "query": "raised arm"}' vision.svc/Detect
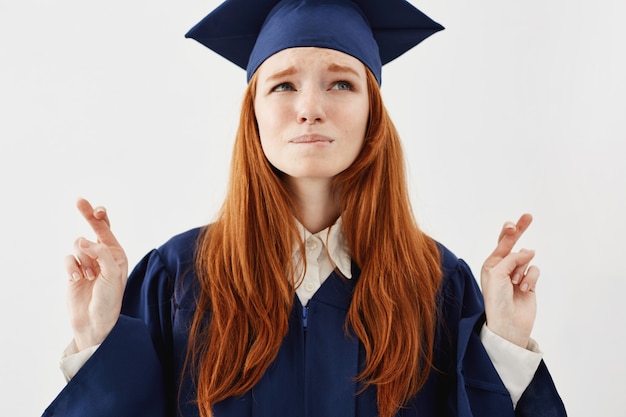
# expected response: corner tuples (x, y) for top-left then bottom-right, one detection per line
(481, 213), (539, 349)
(64, 198), (128, 351)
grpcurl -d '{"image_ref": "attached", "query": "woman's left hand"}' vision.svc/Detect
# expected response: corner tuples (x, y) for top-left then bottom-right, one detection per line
(481, 213), (539, 349)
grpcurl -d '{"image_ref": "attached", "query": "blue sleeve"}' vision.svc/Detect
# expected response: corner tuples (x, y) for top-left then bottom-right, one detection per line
(42, 250), (176, 417)
(438, 249), (567, 417)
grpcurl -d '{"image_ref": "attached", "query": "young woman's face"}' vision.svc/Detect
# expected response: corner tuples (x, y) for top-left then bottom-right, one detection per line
(254, 47), (369, 182)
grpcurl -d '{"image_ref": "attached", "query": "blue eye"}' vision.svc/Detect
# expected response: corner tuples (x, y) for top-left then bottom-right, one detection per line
(273, 83), (295, 92)
(332, 81), (353, 91)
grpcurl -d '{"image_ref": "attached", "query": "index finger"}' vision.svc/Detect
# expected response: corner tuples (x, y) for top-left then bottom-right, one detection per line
(490, 213), (533, 259)
(76, 197), (121, 247)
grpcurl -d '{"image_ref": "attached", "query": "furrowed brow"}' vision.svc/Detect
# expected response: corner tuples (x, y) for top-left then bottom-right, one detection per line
(265, 66), (297, 83)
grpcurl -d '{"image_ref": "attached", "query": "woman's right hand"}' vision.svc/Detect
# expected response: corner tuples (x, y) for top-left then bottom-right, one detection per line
(64, 198), (128, 351)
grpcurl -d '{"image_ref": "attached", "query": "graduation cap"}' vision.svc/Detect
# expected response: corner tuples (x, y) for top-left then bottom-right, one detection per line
(185, 0), (443, 84)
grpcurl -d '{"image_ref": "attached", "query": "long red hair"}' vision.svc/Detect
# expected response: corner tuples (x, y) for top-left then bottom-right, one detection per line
(186, 69), (442, 417)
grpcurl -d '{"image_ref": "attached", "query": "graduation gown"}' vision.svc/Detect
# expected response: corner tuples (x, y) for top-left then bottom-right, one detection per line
(42, 227), (567, 417)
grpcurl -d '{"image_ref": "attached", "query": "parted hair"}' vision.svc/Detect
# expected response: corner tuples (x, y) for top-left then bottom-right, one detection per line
(186, 68), (443, 417)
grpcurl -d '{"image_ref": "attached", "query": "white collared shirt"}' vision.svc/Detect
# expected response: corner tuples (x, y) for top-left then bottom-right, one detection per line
(292, 217), (352, 306)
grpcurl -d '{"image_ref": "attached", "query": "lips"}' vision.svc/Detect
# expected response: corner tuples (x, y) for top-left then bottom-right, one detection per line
(289, 134), (334, 144)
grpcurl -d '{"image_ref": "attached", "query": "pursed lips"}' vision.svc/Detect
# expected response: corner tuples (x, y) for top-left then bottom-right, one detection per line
(289, 134), (334, 144)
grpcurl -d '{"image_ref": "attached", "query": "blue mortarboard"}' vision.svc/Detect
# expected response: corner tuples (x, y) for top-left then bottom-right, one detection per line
(185, 0), (443, 84)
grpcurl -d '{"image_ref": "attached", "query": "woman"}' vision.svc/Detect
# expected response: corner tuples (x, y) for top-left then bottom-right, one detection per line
(43, 0), (567, 416)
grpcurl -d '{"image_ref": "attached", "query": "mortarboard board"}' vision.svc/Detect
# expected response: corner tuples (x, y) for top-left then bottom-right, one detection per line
(185, 0), (443, 84)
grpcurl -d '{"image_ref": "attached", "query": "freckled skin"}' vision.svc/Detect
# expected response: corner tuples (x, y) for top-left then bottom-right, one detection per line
(254, 47), (369, 182)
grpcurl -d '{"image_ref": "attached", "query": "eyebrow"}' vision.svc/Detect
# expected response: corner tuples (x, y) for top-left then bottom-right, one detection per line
(264, 62), (362, 83)
(265, 66), (298, 83)
(326, 63), (361, 78)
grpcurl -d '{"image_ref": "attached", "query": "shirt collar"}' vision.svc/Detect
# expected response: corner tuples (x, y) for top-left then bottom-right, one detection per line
(294, 216), (352, 279)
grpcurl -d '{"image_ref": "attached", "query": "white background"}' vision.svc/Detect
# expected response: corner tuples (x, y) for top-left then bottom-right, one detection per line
(1, 0), (624, 415)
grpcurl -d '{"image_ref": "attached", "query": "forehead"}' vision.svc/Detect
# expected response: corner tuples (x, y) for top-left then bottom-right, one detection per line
(256, 47), (366, 76)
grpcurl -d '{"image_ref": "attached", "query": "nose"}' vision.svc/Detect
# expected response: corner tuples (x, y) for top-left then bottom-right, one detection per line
(296, 88), (325, 124)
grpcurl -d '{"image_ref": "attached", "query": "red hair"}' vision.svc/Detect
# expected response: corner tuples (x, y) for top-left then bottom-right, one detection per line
(186, 69), (442, 417)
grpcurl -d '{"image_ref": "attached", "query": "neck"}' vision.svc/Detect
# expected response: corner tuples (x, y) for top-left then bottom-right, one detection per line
(286, 177), (340, 233)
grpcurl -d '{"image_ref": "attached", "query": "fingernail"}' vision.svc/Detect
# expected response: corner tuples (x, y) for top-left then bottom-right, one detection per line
(521, 283), (529, 292)
(94, 206), (106, 215)
(71, 272), (81, 282)
(512, 273), (521, 284)
(85, 268), (96, 281)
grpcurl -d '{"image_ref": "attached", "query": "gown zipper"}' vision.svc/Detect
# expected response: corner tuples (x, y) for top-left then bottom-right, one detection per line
(302, 304), (309, 330)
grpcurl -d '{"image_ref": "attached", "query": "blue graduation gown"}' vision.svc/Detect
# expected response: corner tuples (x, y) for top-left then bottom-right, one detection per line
(42, 228), (566, 417)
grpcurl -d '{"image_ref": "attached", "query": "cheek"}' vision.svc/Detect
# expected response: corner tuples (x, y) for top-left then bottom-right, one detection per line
(256, 125), (282, 168)
(346, 105), (369, 162)
(255, 123), (274, 156)
(255, 102), (287, 140)
(352, 102), (369, 145)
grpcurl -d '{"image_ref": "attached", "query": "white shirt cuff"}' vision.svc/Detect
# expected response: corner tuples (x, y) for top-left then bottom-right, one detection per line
(479, 324), (543, 408)
(59, 340), (101, 382)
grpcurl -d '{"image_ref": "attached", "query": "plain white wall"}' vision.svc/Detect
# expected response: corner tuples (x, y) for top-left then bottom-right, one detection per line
(1, 0), (624, 415)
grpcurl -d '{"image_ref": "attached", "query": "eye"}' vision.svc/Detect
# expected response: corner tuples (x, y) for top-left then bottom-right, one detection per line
(272, 82), (295, 92)
(331, 81), (353, 91)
